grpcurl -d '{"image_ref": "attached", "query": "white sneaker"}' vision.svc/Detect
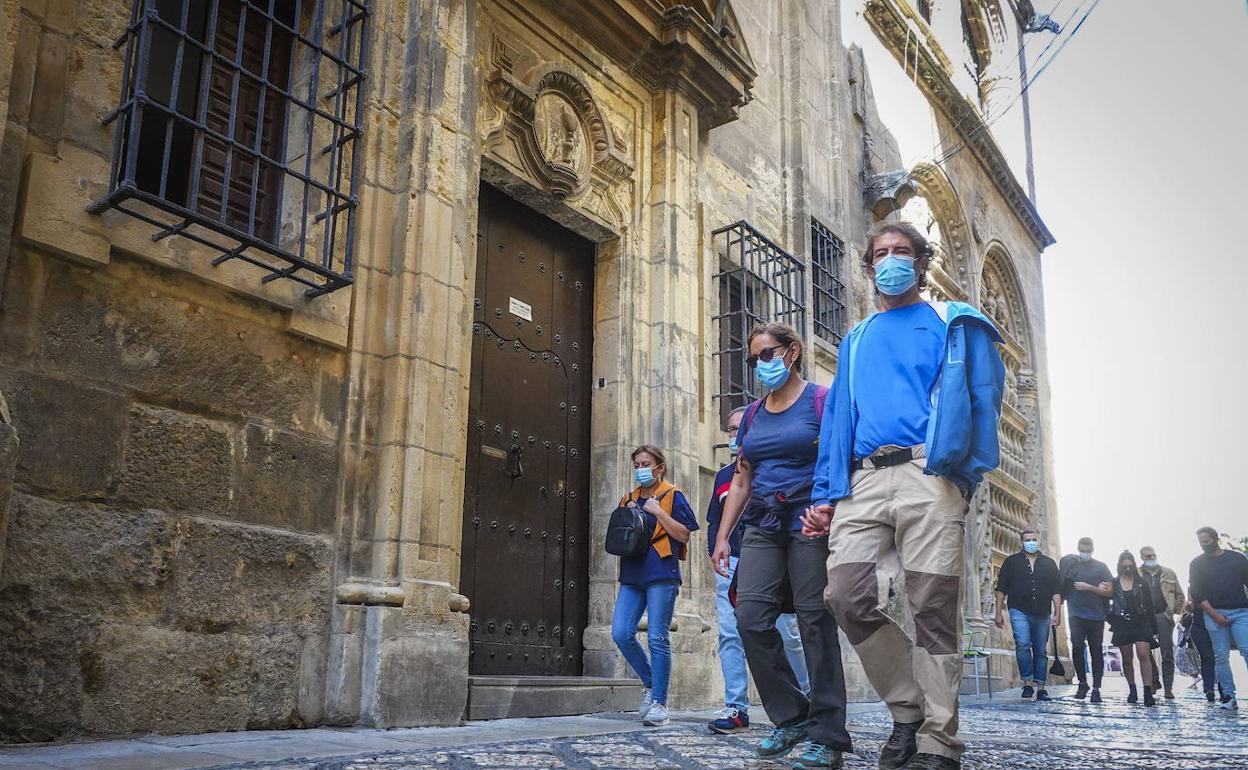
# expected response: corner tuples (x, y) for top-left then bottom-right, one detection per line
(643, 702), (670, 726)
(1219, 697), (1239, 711)
(638, 687), (654, 718)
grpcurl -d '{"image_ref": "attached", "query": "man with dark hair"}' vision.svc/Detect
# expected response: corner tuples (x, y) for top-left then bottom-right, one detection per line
(1189, 526), (1248, 710)
(805, 221), (1005, 770)
(1138, 545), (1184, 699)
(1061, 536), (1113, 703)
(994, 529), (1061, 700)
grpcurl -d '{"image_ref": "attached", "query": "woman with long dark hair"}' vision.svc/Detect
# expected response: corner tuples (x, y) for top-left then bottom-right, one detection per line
(711, 322), (851, 769)
(1109, 550), (1160, 706)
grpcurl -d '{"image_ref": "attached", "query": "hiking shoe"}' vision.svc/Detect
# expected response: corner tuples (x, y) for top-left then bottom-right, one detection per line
(1143, 687), (1156, 707)
(757, 720), (810, 758)
(1219, 697), (1239, 711)
(1090, 689), (1103, 704)
(901, 753), (961, 770)
(1074, 683), (1089, 700)
(1020, 685), (1034, 699)
(1035, 689), (1051, 702)
(878, 719), (921, 770)
(1127, 685), (1138, 704)
(1206, 691), (1216, 703)
(708, 706), (749, 734)
(792, 741), (843, 769)
(1164, 689), (1175, 700)
(638, 687), (654, 718)
(643, 702), (670, 726)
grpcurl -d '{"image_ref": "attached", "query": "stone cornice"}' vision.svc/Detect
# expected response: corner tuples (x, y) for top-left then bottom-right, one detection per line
(538, 0), (757, 130)
(865, 0), (1055, 250)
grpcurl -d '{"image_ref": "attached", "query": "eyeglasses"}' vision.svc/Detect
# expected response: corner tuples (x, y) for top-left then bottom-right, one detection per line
(747, 344), (788, 368)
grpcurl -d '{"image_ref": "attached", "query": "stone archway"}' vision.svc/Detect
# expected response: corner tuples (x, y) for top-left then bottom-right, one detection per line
(908, 161), (974, 301)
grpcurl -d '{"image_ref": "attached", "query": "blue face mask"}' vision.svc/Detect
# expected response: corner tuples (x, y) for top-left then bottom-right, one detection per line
(874, 254), (917, 296)
(1023, 540), (1040, 554)
(1077, 551), (1092, 561)
(728, 436), (739, 454)
(634, 467), (655, 486)
(754, 355), (791, 390)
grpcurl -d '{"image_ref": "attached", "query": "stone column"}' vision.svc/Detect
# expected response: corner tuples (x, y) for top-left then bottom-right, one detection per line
(323, 0), (476, 727)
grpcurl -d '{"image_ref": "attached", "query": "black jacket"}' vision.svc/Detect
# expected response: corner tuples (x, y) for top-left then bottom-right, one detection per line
(996, 552), (1061, 617)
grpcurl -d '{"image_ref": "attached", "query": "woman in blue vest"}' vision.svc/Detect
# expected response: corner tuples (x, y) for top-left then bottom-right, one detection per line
(612, 444), (699, 727)
(711, 323), (851, 769)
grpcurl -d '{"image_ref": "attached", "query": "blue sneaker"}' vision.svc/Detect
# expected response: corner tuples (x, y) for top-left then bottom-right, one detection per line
(708, 706), (749, 734)
(792, 741), (843, 769)
(756, 720), (810, 758)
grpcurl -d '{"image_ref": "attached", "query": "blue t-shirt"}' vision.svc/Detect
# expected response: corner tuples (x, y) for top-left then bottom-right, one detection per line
(740, 382), (821, 531)
(618, 490), (699, 586)
(1062, 558), (1114, 621)
(705, 463), (742, 557)
(853, 302), (947, 458)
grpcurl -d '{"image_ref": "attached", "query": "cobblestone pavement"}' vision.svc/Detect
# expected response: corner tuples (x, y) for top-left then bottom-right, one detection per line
(207, 690), (1246, 770)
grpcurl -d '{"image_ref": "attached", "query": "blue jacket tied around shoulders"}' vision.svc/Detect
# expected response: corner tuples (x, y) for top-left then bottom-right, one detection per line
(812, 300), (1006, 505)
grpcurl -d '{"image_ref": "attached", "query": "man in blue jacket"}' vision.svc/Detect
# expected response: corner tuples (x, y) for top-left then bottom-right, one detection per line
(802, 223), (1005, 770)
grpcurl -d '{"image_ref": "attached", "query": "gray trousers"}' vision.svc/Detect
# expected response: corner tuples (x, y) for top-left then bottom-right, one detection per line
(1149, 612), (1175, 690)
(736, 526), (852, 752)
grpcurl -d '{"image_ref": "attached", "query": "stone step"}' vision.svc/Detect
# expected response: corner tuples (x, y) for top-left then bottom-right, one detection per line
(466, 675), (643, 720)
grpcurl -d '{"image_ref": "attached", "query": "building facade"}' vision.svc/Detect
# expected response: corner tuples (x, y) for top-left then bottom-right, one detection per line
(0, 0), (1056, 741)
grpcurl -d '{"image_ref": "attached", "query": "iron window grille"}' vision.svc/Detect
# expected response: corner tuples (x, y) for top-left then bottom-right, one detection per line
(811, 218), (848, 345)
(90, 0), (370, 297)
(712, 221), (807, 424)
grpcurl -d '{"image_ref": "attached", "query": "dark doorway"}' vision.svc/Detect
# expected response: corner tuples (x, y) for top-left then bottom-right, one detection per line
(460, 184), (594, 676)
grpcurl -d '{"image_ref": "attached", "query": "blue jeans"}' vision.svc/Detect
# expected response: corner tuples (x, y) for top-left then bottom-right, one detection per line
(715, 556), (811, 709)
(1205, 607), (1248, 699)
(1009, 608), (1051, 684)
(613, 580), (679, 704)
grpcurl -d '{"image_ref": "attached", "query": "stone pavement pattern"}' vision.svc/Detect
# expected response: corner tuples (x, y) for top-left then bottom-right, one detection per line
(2, 689), (1245, 770)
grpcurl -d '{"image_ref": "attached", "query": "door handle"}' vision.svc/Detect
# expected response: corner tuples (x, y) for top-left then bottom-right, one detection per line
(508, 444), (524, 479)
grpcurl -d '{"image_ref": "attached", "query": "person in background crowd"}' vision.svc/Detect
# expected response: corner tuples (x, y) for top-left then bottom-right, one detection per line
(1109, 551), (1159, 707)
(705, 407), (810, 735)
(712, 323), (851, 769)
(805, 222), (1006, 770)
(1138, 546), (1184, 699)
(1189, 526), (1248, 710)
(611, 445), (700, 727)
(1182, 599), (1224, 703)
(1061, 537), (1113, 704)
(994, 529), (1062, 701)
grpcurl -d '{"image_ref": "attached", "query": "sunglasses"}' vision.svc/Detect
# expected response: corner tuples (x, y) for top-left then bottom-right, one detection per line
(747, 343), (789, 368)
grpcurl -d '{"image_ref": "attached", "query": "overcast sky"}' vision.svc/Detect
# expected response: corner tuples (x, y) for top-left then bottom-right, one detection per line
(1031, 0), (1248, 588)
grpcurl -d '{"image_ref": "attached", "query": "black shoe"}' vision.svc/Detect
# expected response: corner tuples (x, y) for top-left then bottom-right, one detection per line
(1035, 689), (1051, 702)
(878, 720), (922, 770)
(1207, 691), (1217, 703)
(1021, 685), (1035, 699)
(1127, 685), (1138, 704)
(1090, 689), (1103, 704)
(1074, 683), (1089, 700)
(901, 753), (961, 770)
(1144, 687), (1156, 707)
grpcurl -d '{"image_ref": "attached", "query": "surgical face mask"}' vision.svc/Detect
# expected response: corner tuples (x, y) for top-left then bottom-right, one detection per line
(1142, 559), (1158, 569)
(754, 355), (791, 390)
(728, 436), (739, 454)
(1119, 562), (1137, 576)
(1077, 551), (1092, 561)
(873, 254), (917, 296)
(1201, 542), (1219, 555)
(634, 466), (655, 487)
(1023, 540), (1039, 554)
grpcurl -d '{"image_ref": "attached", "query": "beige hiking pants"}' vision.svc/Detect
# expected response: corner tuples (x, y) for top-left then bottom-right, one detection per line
(824, 446), (967, 760)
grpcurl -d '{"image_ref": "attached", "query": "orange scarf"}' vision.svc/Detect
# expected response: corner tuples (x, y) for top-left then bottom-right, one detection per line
(619, 480), (687, 560)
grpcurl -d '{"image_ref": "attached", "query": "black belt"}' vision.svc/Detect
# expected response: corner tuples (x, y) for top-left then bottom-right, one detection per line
(851, 446), (915, 472)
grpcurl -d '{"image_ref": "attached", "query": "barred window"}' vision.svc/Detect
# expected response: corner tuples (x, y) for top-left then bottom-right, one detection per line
(91, 0), (370, 297)
(811, 218), (848, 345)
(712, 221), (807, 424)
